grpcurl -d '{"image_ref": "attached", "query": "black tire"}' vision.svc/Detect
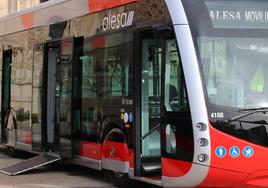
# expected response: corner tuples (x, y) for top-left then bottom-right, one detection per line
(105, 170), (133, 188)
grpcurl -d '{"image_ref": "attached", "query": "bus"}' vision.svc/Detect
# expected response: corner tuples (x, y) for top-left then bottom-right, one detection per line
(0, 0), (268, 187)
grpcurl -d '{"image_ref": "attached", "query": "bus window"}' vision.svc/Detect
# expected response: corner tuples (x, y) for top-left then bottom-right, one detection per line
(80, 35), (133, 140)
(106, 47), (123, 97)
(10, 45), (32, 144)
(165, 40), (188, 112)
(81, 52), (98, 139)
(81, 53), (96, 99)
(199, 37), (268, 108)
(104, 44), (132, 98)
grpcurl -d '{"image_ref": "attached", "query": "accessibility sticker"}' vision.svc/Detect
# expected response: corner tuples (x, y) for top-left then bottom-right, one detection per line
(215, 146), (226, 157)
(129, 112), (134, 123)
(243, 146), (254, 157)
(229, 146), (240, 158)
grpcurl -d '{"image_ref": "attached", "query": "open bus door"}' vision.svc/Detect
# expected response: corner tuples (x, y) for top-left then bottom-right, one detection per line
(0, 38), (76, 176)
(45, 38), (74, 158)
(134, 29), (164, 179)
(135, 27), (194, 183)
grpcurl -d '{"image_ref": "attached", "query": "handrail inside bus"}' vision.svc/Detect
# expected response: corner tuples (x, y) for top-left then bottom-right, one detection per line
(141, 122), (161, 141)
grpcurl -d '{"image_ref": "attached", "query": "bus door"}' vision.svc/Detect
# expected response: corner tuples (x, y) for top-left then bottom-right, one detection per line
(135, 29), (164, 177)
(1, 49), (12, 144)
(46, 39), (74, 158)
(161, 39), (194, 183)
(135, 28), (194, 179)
(57, 39), (74, 158)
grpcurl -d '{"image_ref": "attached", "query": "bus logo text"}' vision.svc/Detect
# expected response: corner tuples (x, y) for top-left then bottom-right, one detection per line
(102, 11), (134, 31)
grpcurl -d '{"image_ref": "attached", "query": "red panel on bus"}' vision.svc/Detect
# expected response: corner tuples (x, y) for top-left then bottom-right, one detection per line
(102, 141), (129, 162)
(209, 125), (268, 173)
(128, 149), (134, 168)
(162, 158), (192, 177)
(200, 124), (268, 187)
(80, 141), (102, 160)
(88, 0), (137, 13)
(198, 166), (249, 188)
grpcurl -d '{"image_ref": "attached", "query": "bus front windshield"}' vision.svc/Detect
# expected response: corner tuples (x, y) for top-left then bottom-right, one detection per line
(199, 37), (268, 109)
(183, 0), (268, 109)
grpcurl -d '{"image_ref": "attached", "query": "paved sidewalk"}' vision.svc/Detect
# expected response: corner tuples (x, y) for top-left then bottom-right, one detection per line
(0, 146), (114, 188)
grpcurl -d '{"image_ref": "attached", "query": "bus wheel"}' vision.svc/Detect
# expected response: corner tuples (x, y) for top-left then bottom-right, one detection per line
(105, 170), (132, 188)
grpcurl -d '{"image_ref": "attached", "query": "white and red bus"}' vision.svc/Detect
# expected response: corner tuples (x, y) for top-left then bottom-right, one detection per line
(0, 0), (268, 187)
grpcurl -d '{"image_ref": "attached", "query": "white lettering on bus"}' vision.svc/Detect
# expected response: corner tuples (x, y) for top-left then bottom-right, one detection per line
(209, 10), (241, 21)
(103, 11), (134, 31)
(245, 11), (268, 23)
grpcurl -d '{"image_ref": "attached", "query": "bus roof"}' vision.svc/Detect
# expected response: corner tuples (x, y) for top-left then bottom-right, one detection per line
(0, 0), (137, 37)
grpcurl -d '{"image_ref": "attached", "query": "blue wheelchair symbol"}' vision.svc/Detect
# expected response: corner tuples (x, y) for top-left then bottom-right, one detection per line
(215, 146), (226, 157)
(243, 146), (254, 157)
(229, 146), (240, 158)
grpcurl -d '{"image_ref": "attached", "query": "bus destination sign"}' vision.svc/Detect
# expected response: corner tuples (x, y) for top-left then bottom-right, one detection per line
(205, 1), (268, 29)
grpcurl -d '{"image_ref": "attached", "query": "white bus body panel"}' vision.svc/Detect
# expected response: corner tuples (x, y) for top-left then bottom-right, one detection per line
(163, 0), (211, 187)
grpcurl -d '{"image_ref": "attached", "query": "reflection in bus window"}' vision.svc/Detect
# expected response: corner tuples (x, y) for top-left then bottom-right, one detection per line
(10, 45), (32, 144)
(105, 44), (132, 98)
(165, 40), (188, 112)
(199, 38), (268, 109)
(107, 46), (123, 97)
(81, 53), (96, 98)
(81, 37), (133, 140)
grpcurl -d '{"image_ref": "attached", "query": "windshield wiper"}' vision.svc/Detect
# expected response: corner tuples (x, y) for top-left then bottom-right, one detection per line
(224, 108), (268, 123)
(238, 107), (268, 112)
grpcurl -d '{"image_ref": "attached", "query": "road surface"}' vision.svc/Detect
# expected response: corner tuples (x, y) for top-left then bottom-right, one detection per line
(0, 146), (160, 188)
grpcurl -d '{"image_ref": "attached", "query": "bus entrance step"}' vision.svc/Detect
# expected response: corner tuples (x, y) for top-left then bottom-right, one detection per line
(0, 152), (61, 176)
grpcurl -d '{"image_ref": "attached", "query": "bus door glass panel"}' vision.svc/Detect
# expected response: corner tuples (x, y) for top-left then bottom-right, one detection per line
(141, 39), (162, 157)
(163, 40), (194, 161)
(47, 42), (60, 151)
(57, 39), (73, 158)
(1, 50), (12, 143)
(32, 44), (44, 152)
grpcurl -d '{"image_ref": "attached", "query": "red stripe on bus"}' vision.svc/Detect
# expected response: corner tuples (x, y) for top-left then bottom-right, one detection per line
(102, 141), (129, 162)
(80, 141), (102, 160)
(128, 149), (134, 168)
(88, 0), (137, 13)
(162, 158), (192, 177)
(21, 13), (34, 29)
